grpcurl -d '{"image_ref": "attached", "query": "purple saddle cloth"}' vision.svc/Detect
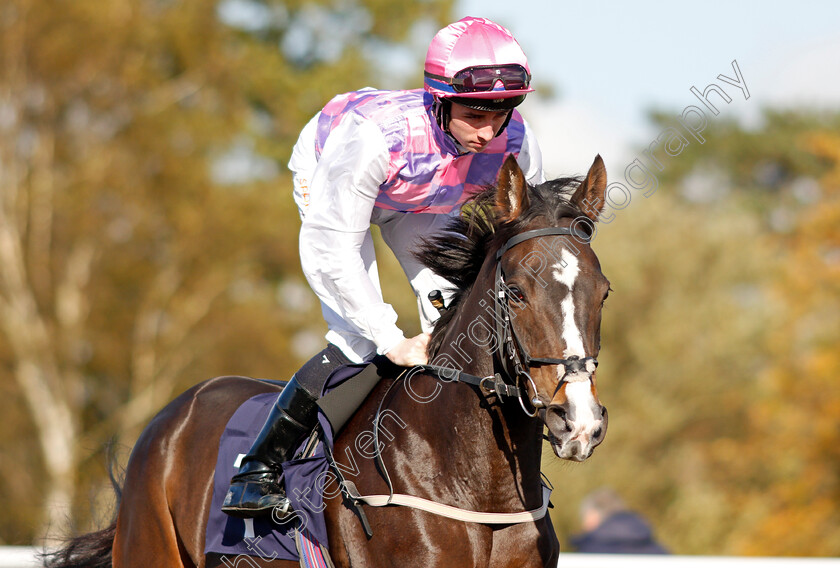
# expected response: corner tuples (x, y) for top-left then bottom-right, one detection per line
(203, 364), (368, 561)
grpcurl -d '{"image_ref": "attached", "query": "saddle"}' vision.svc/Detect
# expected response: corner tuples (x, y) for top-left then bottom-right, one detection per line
(204, 362), (387, 566)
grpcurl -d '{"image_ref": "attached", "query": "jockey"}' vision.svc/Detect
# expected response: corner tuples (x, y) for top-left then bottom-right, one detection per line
(222, 16), (544, 519)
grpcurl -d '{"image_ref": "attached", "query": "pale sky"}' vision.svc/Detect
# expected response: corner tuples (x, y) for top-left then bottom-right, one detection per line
(454, 0), (840, 177)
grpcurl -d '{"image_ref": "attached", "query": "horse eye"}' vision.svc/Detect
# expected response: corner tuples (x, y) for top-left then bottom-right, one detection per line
(507, 286), (525, 302)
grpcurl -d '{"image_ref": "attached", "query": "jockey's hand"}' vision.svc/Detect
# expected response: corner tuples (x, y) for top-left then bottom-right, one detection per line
(385, 333), (431, 367)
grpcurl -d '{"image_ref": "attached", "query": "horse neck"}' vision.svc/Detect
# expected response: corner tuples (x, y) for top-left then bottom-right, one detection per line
(426, 262), (545, 494)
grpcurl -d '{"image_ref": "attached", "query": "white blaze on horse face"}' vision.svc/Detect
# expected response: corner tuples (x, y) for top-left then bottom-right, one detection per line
(550, 249), (601, 460)
(564, 379), (599, 431)
(552, 250), (585, 359)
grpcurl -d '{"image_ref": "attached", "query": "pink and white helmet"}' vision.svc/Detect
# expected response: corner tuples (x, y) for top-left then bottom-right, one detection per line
(424, 17), (533, 108)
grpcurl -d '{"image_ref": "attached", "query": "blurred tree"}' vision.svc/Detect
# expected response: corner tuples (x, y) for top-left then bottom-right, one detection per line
(0, 0), (450, 544)
(731, 129), (840, 555)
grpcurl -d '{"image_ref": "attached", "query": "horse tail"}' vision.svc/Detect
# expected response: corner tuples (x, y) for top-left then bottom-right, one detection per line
(41, 522), (116, 568)
(42, 444), (123, 568)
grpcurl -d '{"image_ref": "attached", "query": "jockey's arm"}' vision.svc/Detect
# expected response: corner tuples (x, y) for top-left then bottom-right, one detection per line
(296, 113), (417, 361)
(519, 117), (546, 186)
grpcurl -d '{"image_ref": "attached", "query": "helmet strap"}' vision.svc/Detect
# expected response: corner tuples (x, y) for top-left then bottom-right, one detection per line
(496, 110), (513, 137)
(433, 97), (451, 134)
(433, 98), (466, 152)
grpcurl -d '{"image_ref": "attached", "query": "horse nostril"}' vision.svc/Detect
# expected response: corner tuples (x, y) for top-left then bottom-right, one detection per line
(593, 427), (602, 439)
(556, 408), (570, 430)
(546, 406), (570, 433)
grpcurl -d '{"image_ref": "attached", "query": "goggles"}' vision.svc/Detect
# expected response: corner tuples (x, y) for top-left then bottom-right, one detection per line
(425, 64), (531, 94)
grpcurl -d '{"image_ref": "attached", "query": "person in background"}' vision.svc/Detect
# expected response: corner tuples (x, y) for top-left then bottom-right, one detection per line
(570, 487), (670, 554)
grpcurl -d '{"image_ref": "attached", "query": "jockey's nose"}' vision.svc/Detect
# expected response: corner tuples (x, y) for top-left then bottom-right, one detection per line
(476, 122), (496, 142)
(477, 117), (496, 140)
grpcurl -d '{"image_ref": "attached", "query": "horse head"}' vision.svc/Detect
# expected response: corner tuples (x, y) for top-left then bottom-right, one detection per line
(493, 154), (610, 461)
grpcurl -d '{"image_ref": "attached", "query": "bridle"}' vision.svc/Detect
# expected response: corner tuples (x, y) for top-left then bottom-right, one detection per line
(422, 225), (600, 417)
(493, 226), (599, 415)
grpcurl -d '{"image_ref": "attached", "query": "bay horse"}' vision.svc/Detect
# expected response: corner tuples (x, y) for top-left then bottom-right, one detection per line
(45, 155), (610, 567)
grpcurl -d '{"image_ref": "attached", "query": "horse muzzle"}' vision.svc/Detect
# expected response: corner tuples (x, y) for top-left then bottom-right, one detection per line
(544, 392), (608, 462)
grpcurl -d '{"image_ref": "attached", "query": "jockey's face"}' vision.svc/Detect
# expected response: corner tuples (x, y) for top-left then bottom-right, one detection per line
(448, 102), (510, 153)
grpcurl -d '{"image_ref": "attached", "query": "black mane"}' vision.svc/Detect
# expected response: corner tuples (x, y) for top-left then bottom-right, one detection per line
(414, 176), (591, 354)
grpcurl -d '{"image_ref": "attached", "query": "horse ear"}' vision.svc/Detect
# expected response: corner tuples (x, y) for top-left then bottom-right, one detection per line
(495, 154), (530, 221)
(571, 154), (607, 222)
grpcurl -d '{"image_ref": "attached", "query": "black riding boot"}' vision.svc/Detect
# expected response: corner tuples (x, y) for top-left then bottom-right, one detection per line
(221, 376), (318, 519)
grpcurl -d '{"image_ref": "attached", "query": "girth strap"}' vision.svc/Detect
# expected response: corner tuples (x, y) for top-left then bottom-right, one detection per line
(341, 480), (552, 525)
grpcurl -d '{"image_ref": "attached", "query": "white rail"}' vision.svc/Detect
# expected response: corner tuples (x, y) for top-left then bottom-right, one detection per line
(556, 554), (840, 567)
(0, 547), (41, 568)
(1, 547), (839, 567)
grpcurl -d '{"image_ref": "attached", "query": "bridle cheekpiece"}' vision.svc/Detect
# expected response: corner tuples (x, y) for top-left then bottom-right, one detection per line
(492, 227), (599, 416)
